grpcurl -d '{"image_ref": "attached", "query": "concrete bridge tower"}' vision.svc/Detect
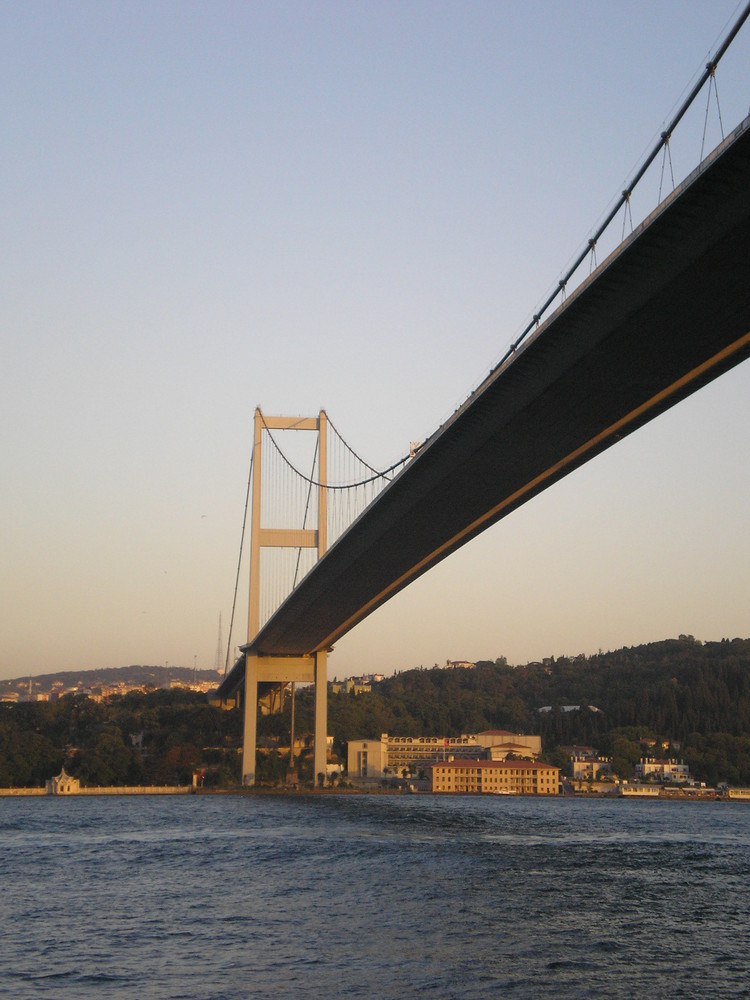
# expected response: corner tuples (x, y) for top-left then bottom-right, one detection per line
(241, 407), (328, 786)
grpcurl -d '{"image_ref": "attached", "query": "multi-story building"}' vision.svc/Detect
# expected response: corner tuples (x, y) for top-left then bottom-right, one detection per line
(635, 758), (691, 783)
(348, 733), (488, 779)
(570, 755), (613, 780)
(348, 737), (384, 778)
(475, 730), (542, 757)
(428, 760), (559, 795)
(347, 731), (545, 780)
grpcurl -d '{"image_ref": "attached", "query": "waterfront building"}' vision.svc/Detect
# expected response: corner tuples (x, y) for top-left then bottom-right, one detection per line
(46, 768), (80, 795)
(570, 755), (613, 780)
(428, 760), (559, 795)
(635, 758), (691, 783)
(348, 730), (544, 779)
(348, 733), (483, 779)
(617, 783), (661, 797)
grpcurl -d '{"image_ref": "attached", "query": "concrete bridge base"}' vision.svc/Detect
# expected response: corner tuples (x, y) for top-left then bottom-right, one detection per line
(241, 650), (327, 787)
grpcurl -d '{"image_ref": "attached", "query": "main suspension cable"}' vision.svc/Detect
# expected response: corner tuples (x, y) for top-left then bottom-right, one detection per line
(493, 1), (750, 377)
(325, 412), (397, 479)
(259, 411), (410, 489)
(225, 447), (253, 675)
(293, 438), (319, 589)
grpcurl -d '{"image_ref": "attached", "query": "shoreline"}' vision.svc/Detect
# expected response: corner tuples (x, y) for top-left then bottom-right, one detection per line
(0, 785), (191, 797)
(3, 785), (747, 802)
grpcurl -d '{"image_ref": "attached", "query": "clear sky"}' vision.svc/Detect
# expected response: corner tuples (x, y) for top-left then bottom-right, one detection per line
(3, 1), (750, 681)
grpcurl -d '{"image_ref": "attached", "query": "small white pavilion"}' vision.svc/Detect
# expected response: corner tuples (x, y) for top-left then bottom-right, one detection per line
(46, 768), (80, 795)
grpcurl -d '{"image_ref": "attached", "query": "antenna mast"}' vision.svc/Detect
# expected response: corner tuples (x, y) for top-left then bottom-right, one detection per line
(214, 614), (223, 674)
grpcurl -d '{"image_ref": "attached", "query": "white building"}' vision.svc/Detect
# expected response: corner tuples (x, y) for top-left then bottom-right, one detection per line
(46, 768), (80, 795)
(617, 783), (661, 797)
(570, 755), (613, 780)
(635, 758), (691, 783)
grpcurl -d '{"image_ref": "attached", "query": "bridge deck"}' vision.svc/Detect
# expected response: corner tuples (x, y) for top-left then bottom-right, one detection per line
(219, 116), (750, 697)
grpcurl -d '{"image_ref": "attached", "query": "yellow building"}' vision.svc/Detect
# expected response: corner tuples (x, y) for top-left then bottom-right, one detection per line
(428, 760), (559, 795)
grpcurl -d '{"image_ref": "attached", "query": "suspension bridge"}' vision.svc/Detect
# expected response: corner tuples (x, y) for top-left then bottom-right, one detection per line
(217, 7), (750, 785)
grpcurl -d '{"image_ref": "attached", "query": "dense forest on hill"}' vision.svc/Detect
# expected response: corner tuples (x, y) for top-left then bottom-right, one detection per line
(0, 690), (242, 789)
(2, 636), (750, 787)
(317, 636), (750, 786)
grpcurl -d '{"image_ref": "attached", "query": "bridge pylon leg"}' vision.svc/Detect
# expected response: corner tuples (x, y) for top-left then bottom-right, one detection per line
(240, 408), (329, 788)
(242, 653), (258, 785)
(314, 651), (327, 785)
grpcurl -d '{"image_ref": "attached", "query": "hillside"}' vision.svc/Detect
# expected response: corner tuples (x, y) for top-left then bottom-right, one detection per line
(318, 635), (750, 785)
(2, 636), (749, 787)
(318, 636), (749, 737)
(0, 664), (222, 697)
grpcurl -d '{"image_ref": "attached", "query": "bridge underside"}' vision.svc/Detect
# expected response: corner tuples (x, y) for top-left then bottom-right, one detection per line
(218, 117), (750, 700)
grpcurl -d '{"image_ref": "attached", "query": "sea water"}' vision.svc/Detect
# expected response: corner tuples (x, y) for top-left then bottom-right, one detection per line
(1, 793), (748, 999)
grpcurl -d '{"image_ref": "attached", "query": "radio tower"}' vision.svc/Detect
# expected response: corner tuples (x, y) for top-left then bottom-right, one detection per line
(214, 613), (224, 675)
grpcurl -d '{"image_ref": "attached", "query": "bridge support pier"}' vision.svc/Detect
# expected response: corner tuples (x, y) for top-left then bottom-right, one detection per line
(314, 650), (327, 785)
(240, 651), (327, 787)
(241, 654), (258, 786)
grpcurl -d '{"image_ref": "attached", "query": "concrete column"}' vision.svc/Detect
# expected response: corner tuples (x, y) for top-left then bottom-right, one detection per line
(242, 653), (258, 785)
(318, 410), (327, 554)
(314, 413), (328, 788)
(314, 650), (327, 786)
(248, 409), (263, 640)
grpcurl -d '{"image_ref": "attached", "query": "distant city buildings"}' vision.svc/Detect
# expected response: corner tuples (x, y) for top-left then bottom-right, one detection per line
(0, 674), (219, 703)
(330, 673), (384, 695)
(330, 663), (474, 696)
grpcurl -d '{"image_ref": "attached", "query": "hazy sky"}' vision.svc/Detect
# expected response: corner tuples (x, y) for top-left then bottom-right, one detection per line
(3, 1), (750, 681)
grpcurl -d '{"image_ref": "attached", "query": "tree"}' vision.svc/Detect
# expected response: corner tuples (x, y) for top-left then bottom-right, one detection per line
(159, 744), (202, 785)
(611, 735), (640, 781)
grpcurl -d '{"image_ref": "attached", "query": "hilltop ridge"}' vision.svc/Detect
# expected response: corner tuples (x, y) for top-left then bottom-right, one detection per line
(0, 664), (222, 699)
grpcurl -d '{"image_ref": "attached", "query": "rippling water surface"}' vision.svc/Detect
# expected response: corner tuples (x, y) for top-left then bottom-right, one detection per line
(1, 793), (748, 998)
